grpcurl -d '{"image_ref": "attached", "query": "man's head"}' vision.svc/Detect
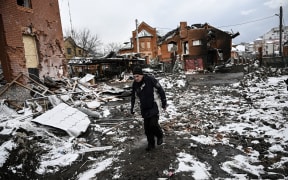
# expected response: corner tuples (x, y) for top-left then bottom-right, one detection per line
(133, 66), (144, 82)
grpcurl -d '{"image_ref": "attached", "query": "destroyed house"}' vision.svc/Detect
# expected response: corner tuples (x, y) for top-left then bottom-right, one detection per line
(158, 22), (239, 72)
(64, 37), (88, 60)
(0, 0), (65, 83)
(118, 21), (159, 64)
(68, 52), (145, 80)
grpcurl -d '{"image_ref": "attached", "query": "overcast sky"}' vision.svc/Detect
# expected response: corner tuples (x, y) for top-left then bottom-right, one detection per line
(58, 0), (288, 46)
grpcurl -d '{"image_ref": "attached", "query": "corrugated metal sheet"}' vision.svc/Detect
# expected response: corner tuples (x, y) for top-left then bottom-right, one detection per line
(32, 103), (90, 137)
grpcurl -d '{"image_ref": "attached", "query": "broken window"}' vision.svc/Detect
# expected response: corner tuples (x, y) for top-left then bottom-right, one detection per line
(192, 40), (202, 46)
(183, 41), (189, 54)
(168, 42), (177, 52)
(17, 0), (32, 8)
(67, 48), (72, 55)
(78, 50), (82, 55)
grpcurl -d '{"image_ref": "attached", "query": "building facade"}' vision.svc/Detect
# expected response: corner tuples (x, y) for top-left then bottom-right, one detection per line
(118, 21), (158, 64)
(64, 37), (87, 60)
(0, 0), (65, 83)
(158, 22), (238, 72)
(261, 26), (288, 56)
(119, 21), (238, 72)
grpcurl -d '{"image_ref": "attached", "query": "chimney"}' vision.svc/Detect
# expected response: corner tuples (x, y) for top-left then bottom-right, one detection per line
(180, 21), (187, 39)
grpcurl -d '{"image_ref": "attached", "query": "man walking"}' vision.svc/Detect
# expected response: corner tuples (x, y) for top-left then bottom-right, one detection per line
(130, 66), (167, 151)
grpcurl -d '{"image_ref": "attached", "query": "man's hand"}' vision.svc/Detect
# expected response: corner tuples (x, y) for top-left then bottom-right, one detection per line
(130, 109), (135, 114)
(162, 104), (167, 111)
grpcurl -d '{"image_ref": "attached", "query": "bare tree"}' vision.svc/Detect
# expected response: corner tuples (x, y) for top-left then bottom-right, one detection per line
(104, 42), (123, 54)
(64, 28), (102, 56)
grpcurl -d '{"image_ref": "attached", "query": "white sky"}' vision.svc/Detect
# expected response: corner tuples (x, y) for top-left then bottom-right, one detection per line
(58, 0), (288, 46)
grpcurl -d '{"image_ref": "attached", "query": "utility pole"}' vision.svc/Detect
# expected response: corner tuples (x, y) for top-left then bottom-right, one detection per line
(279, 6), (283, 57)
(135, 19), (139, 53)
(68, 1), (74, 37)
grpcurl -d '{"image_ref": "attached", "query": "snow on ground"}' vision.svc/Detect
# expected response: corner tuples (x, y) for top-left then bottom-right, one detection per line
(175, 152), (211, 179)
(168, 73), (288, 179)
(0, 69), (288, 179)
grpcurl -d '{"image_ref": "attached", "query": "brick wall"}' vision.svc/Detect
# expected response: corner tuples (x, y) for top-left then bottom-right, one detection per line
(130, 22), (158, 60)
(0, 0), (65, 83)
(159, 23), (232, 65)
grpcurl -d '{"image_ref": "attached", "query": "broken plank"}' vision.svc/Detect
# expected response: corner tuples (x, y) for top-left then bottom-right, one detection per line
(0, 73), (23, 96)
(78, 146), (113, 153)
(14, 81), (45, 97)
(101, 121), (133, 137)
(95, 118), (135, 122)
(22, 73), (54, 95)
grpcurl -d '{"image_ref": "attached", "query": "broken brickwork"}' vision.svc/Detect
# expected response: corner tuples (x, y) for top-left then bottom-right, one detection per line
(0, 0), (66, 83)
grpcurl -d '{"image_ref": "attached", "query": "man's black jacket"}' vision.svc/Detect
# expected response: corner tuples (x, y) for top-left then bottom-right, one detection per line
(131, 74), (167, 118)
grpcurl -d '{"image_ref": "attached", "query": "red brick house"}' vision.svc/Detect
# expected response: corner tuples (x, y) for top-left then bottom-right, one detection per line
(0, 0), (65, 83)
(119, 21), (158, 64)
(158, 22), (239, 72)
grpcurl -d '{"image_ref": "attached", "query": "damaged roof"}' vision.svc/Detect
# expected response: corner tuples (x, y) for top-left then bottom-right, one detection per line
(158, 22), (239, 44)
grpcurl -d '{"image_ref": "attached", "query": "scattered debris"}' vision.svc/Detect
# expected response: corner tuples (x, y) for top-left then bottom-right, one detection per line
(1, 67), (288, 179)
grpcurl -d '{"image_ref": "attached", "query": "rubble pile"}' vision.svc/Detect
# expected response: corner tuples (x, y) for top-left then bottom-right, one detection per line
(0, 71), (136, 179)
(0, 67), (287, 179)
(0, 72), (132, 117)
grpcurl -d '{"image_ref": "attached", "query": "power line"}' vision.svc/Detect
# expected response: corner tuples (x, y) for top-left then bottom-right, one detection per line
(154, 14), (282, 33)
(156, 15), (277, 31)
(217, 15), (276, 28)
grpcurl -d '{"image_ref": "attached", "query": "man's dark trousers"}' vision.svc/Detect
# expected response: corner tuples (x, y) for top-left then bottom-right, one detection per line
(144, 115), (163, 147)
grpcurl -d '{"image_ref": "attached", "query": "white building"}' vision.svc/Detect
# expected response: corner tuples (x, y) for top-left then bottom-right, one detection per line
(261, 26), (288, 56)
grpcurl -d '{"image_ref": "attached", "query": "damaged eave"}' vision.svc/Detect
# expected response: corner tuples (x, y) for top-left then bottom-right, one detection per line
(231, 32), (240, 39)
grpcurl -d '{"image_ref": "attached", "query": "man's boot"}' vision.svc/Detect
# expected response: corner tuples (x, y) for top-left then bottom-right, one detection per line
(145, 143), (155, 151)
(157, 137), (163, 145)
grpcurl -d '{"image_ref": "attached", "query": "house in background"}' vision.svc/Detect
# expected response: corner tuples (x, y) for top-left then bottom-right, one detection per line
(0, 0), (65, 83)
(158, 22), (239, 72)
(118, 21), (158, 64)
(120, 21), (239, 72)
(257, 26), (288, 56)
(64, 37), (88, 60)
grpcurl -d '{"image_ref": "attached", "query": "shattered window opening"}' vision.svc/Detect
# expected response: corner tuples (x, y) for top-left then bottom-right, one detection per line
(168, 42), (177, 52)
(183, 41), (189, 54)
(17, 0), (32, 8)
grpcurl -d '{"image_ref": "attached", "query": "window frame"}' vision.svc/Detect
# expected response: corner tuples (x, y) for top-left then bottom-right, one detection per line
(192, 40), (202, 46)
(67, 48), (72, 55)
(17, 0), (32, 9)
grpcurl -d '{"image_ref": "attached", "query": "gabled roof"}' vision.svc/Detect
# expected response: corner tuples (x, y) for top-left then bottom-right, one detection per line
(158, 28), (179, 44)
(64, 36), (77, 46)
(64, 36), (86, 51)
(138, 29), (153, 37)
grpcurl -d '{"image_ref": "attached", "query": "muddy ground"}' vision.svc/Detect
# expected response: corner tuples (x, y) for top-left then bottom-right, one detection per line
(0, 70), (287, 180)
